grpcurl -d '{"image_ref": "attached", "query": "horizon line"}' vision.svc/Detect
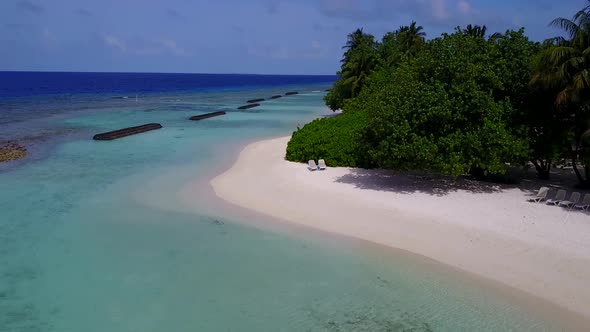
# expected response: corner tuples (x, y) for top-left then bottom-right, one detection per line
(0, 70), (337, 76)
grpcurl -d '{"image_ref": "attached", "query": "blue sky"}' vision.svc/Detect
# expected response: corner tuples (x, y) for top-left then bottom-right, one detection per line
(0, 0), (585, 74)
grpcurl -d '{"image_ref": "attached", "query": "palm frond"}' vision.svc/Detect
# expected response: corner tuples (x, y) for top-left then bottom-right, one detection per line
(549, 17), (580, 39)
(534, 6), (590, 107)
(545, 46), (580, 65)
(558, 61), (572, 81)
(489, 32), (502, 41)
(572, 69), (590, 90)
(544, 36), (568, 45)
(573, 8), (590, 24)
(565, 56), (587, 71)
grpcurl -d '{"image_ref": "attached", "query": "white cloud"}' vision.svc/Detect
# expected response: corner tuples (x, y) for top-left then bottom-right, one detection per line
(102, 35), (189, 56)
(247, 40), (327, 60)
(457, 0), (474, 15)
(103, 35), (127, 53)
(160, 39), (188, 56)
(288, 0), (482, 25)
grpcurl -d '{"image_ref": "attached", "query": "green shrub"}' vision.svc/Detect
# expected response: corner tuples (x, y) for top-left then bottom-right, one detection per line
(286, 111), (368, 167)
(349, 33), (530, 176)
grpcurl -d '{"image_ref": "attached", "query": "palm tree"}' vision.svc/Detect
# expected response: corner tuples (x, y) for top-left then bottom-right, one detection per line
(462, 24), (488, 38)
(531, 2), (590, 185)
(328, 28), (379, 106)
(343, 28), (365, 50)
(488, 32), (503, 43)
(398, 21), (426, 37)
(341, 28), (375, 63)
(397, 21), (426, 52)
(340, 47), (379, 97)
(531, 6), (590, 104)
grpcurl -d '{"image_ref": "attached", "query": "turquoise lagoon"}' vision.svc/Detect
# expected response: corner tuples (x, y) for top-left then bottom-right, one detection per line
(0, 85), (582, 331)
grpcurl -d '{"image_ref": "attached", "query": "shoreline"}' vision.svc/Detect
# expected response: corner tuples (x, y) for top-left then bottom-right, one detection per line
(208, 135), (590, 323)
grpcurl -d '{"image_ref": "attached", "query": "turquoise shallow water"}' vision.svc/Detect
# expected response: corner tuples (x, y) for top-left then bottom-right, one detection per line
(0, 86), (581, 331)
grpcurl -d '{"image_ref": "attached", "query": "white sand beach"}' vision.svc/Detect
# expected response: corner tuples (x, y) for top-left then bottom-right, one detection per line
(211, 136), (590, 319)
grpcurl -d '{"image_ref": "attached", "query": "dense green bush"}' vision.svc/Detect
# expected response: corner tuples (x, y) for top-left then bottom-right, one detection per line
(291, 6), (590, 185)
(286, 111), (368, 167)
(351, 33), (530, 176)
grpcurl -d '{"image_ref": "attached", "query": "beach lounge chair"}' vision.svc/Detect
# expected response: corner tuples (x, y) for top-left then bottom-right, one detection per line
(308, 160), (318, 171)
(559, 192), (581, 208)
(546, 189), (566, 205)
(528, 187), (549, 203)
(574, 194), (590, 210)
(318, 159), (327, 170)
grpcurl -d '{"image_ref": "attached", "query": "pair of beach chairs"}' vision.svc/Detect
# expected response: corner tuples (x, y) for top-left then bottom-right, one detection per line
(530, 187), (590, 210)
(308, 159), (327, 171)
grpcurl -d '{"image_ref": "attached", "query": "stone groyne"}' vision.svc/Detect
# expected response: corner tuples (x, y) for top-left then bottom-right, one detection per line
(93, 123), (163, 141)
(189, 111), (226, 121)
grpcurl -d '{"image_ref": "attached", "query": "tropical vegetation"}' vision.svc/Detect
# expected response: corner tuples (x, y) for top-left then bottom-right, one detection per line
(287, 2), (590, 186)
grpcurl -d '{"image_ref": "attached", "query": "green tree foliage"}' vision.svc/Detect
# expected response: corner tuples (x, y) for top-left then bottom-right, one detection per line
(397, 21), (426, 54)
(353, 33), (529, 176)
(291, 27), (534, 177)
(531, 6), (590, 104)
(341, 28), (376, 63)
(491, 30), (537, 108)
(379, 22), (426, 69)
(324, 29), (379, 110)
(291, 2), (590, 185)
(378, 32), (404, 68)
(489, 30), (565, 179)
(524, 89), (572, 179)
(286, 111), (368, 167)
(340, 43), (380, 98)
(325, 23), (428, 111)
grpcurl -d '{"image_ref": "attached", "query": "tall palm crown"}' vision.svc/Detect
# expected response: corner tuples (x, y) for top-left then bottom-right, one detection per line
(462, 24), (487, 38)
(398, 21), (426, 37)
(336, 28), (379, 100)
(341, 28), (376, 63)
(397, 21), (426, 52)
(341, 49), (379, 96)
(342, 28), (366, 50)
(531, 3), (590, 104)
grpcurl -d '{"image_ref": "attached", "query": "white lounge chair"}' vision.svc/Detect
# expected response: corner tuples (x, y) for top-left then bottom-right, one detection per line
(318, 159), (327, 170)
(529, 187), (549, 203)
(308, 160), (318, 171)
(574, 194), (590, 210)
(559, 192), (581, 208)
(546, 189), (566, 205)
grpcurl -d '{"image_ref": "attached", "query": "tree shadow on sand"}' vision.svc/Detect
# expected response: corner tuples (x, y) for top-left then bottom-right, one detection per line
(334, 167), (588, 200)
(334, 169), (504, 196)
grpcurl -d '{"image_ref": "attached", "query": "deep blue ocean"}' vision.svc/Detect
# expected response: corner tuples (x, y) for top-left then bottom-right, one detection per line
(0, 72), (578, 331)
(0, 71), (337, 98)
